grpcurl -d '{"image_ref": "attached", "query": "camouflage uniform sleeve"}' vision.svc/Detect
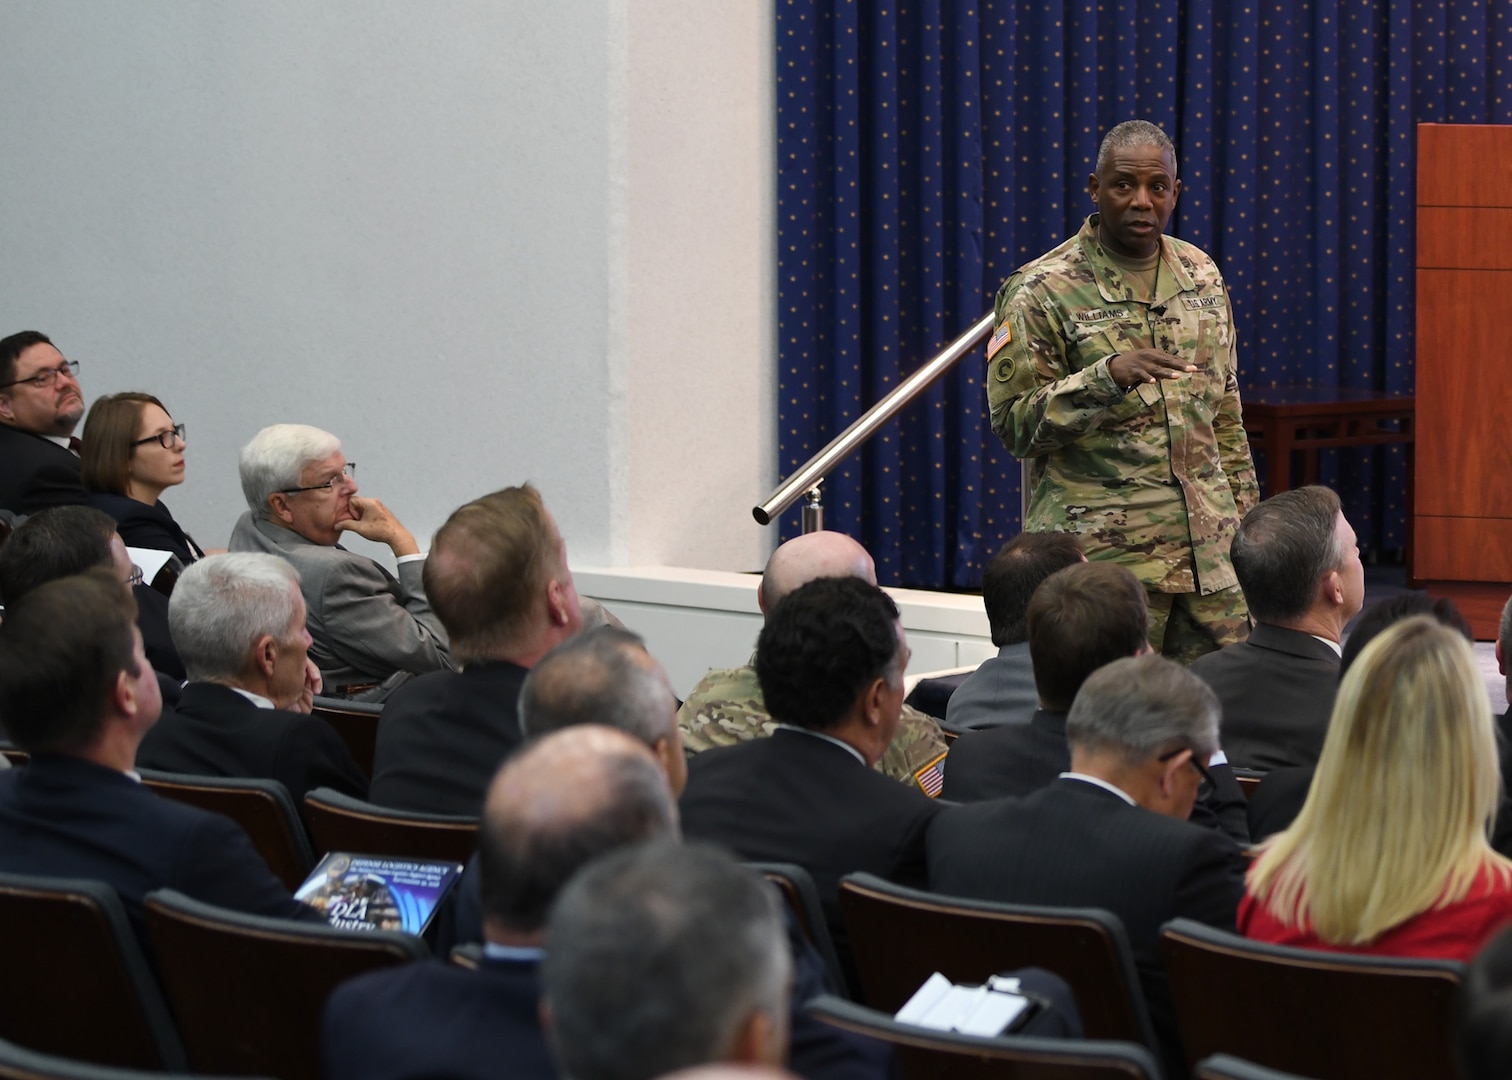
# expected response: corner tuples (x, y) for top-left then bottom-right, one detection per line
(676, 666), (777, 754)
(986, 272), (1132, 460)
(1214, 293), (1260, 517)
(876, 706), (949, 797)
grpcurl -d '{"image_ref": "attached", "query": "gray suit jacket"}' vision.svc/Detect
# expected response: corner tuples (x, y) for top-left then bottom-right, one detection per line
(1189, 622), (1340, 770)
(228, 512), (453, 697)
(943, 641), (1038, 731)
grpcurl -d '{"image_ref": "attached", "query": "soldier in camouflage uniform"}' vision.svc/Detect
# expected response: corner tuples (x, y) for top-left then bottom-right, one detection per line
(679, 531), (950, 796)
(986, 120), (1259, 664)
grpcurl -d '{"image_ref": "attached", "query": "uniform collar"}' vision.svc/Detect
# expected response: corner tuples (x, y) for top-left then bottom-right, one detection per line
(1080, 213), (1196, 306)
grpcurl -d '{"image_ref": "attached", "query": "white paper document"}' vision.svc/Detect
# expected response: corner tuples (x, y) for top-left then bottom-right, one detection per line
(894, 971), (1033, 1037)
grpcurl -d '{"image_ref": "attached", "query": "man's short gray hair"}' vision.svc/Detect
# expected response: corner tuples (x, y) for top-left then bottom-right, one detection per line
(518, 627), (676, 748)
(169, 553), (303, 682)
(1096, 119), (1177, 175)
(1066, 654), (1220, 766)
(238, 424), (341, 517)
(542, 840), (790, 1080)
(1229, 485), (1343, 623)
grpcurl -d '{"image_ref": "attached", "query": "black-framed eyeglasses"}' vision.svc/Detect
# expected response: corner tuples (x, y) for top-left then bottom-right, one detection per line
(0, 360), (79, 391)
(1159, 747), (1214, 798)
(279, 462), (357, 495)
(131, 423), (185, 450)
(124, 564), (144, 587)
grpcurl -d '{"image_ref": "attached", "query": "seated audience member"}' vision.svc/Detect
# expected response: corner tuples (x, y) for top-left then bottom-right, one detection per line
(680, 531), (949, 796)
(1458, 922), (1512, 1080)
(0, 569), (317, 950)
(0, 330), (87, 514)
(927, 654), (1247, 1074)
(1247, 595), (1488, 845)
(679, 576), (942, 988)
(943, 531), (1082, 732)
(369, 484), (582, 815)
(1190, 485), (1364, 770)
(1240, 616), (1512, 961)
(136, 553), (368, 802)
(229, 423), (451, 700)
(323, 726), (676, 1080)
(943, 561), (1248, 843)
(81, 392), (204, 565)
(541, 841), (791, 1080)
(520, 625), (686, 794)
(0, 504), (184, 685)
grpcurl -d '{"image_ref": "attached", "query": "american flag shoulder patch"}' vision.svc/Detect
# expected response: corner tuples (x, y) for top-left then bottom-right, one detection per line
(986, 320), (1012, 360)
(913, 751), (948, 798)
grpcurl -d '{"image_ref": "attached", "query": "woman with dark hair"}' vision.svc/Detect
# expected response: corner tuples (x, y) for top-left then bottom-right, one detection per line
(81, 392), (204, 565)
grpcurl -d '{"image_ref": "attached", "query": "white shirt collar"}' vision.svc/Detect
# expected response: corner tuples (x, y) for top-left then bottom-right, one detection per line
(483, 942), (545, 962)
(776, 724), (867, 766)
(1058, 772), (1137, 806)
(43, 434), (72, 450)
(230, 687), (276, 710)
(1310, 634), (1343, 657)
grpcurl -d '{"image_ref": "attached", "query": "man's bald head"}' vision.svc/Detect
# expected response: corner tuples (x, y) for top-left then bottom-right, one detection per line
(758, 531), (875, 615)
(478, 725), (678, 939)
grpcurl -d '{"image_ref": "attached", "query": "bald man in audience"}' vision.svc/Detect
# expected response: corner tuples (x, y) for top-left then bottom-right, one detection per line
(369, 484), (583, 815)
(542, 841), (792, 1080)
(0, 569), (318, 954)
(323, 726), (675, 1080)
(680, 530), (949, 796)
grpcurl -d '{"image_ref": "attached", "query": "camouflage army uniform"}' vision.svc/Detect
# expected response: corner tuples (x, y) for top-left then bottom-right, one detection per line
(987, 215), (1260, 660)
(678, 662), (949, 797)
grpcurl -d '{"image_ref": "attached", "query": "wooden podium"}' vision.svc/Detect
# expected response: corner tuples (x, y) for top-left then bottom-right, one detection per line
(1416, 124), (1512, 636)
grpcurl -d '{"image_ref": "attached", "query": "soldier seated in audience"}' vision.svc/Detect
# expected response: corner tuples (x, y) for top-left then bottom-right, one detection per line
(368, 484), (583, 815)
(943, 531), (1082, 732)
(135, 553), (368, 802)
(0, 504), (184, 690)
(679, 575), (943, 990)
(680, 530), (949, 797)
(943, 560), (1248, 843)
(0, 568), (318, 952)
(1190, 485), (1364, 770)
(229, 423), (452, 702)
(541, 841), (792, 1080)
(927, 654), (1247, 1076)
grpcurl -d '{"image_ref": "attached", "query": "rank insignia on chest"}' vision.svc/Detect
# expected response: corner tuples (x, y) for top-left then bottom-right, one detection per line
(986, 321), (1012, 360)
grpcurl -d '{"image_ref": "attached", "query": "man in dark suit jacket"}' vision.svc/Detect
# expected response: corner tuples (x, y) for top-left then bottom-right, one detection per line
(135, 553), (367, 802)
(0, 569), (318, 953)
(944, 531), (1082, 733)
(943, 561), (1250, 844)
(369, 485), (584, 816)
(679, 576), (943, 991)
(928, 653), (1247, 1076)
(0, 331), (87, 515)
(1190, 486), (1365, 770)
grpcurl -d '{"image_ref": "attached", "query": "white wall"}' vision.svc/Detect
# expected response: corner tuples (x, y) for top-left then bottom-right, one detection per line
(0, 1), (776, 573)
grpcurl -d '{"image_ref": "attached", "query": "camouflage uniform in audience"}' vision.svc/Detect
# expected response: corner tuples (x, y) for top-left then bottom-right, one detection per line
(987, 215), (1259, 662)
(679, 661), (948, 797)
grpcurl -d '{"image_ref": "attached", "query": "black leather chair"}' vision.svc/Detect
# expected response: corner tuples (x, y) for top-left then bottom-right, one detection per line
(0, 1037), (259, 1080)
(303, 786), (478, 863)
(1195, 1055), (1317, 1080)
(144, 889), (428, 1080)
(308, 697), (382, 777)
(747, 861), (849, 996)
(137, 770), (314, 891)
(808, 995), (1162, 1079)
(0, 873), (186, 1071)
(1161, 917), (1463, 1079)
(839, 872), (1157, 1049)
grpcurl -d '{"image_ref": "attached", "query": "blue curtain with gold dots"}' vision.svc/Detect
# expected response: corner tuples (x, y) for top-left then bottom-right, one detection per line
(776, 0), (1512, 590)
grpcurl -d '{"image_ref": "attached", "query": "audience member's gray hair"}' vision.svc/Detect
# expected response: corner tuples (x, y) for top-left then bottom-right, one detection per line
(169, 553), (303, 681)
(1067, 654), (1220, 766)
(1096, 119), (1176, 174)
(518, 627), (676, 747)
(238, 423), (340, 517)
(542, 840), (790, 1080)
(1228, 485), (1343, 624)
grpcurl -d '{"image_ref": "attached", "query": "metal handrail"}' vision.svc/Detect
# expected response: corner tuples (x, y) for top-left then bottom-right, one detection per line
(753, 310), (996, 526)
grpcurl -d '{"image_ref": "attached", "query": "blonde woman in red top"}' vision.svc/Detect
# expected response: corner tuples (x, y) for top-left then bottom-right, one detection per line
(1240, 616), (1512, 961)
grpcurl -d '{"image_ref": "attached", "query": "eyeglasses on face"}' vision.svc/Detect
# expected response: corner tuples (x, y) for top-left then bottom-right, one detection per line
(125, 564), (145, 587)
(131, 423), (186, 450)
(0, 360), (80, 391)
(1158, 746), (1214, 796)
(279, 462), (357, 495)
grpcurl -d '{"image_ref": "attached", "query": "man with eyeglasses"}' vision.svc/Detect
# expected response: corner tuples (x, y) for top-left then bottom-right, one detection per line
(926, 653), (1247, 1076)
(0, 330), (88, 514)
(229, 423), (453, 702)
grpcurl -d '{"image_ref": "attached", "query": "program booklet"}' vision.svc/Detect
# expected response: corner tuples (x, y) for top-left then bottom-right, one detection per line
(295, 852), (463, 935)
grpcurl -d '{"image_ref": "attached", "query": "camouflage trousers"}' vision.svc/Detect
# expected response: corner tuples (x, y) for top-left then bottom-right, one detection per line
(1146, 584), (1250, 666)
